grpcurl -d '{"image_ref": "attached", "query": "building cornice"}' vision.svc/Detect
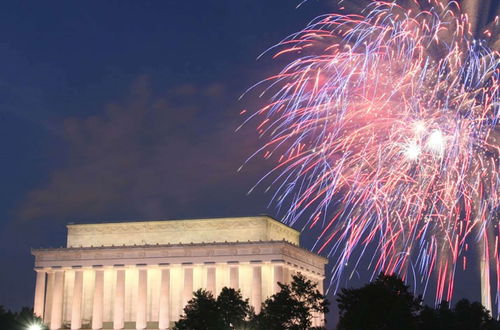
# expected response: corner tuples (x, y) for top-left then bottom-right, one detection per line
(32, 240), (327, 276)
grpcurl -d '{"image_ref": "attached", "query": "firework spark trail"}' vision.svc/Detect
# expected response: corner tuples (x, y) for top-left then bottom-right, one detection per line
(243, 0), (499, 311)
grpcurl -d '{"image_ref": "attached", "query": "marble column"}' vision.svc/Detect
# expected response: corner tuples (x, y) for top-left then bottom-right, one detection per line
(317, 276), (325, 327)
(50, 269), (65, 330)
(92, 267), (104, 330)
(283, 264), (291, 284)
(33, 269), (46, 318)
(71, 268), (83, 330)
(293, 268), (298, 278)
(251, 262), (262, 314)
(158, 265), (170, 330)
(304, 274), (322, 327)
(289, 265), (297, 281)
(205, 262), (216, 294)
(44, 271), (54, 323)
(318, 275), (324, 294)
(312, 312), (319, 327)
(114, 267), (126, 330)
(136, 266), (148, 330)
(310, 275), (318, 327)
(182, 264), (193, 308)
(272, 262), (284, 293)
(229, 262), (239, 290)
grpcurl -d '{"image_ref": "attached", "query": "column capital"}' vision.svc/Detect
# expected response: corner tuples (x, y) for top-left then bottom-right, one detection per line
(34, 267), (47, 273)
(136, 263), (149, 269)
(158, 263), (170, 268)
(181, 262), (194, 268)
(250, 260), (263, 265)
(113, 264), (126, 269)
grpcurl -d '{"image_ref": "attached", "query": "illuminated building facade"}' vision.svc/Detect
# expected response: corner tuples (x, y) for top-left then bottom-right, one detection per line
(32, 216), (327, 329)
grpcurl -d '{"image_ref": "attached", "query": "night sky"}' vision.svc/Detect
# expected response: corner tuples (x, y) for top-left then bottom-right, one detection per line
(0, 0), (336, 312)
(0, 0), (495, 325)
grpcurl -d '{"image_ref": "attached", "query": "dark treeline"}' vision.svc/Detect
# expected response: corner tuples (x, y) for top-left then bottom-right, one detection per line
(176, 272), (500, 329)
(174, 273), (329, 330)
(337, 273), (500, 330)
(0, 306), (45, 330)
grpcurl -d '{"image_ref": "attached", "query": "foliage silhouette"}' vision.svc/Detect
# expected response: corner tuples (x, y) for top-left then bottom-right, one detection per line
(418, 299), (500, 330)
(336, 273), (500, 330)
(337, 273), (421, 330)
(174, 273), (328, 330)
(174, 287), (252, 330)
(0, 306), (46, 330)
(217, 287), (254, 329)
(252, 273), (329, 330)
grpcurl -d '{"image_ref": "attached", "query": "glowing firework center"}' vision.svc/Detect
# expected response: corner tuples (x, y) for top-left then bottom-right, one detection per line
(32, 216), (327, 329)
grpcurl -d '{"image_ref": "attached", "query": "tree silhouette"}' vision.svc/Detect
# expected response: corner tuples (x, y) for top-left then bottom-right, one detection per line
(0, 306), (46, 330)
(253, 273), (329, 330)
(418, 299), (500, 330)
(336, 273), (500, 330)
(418, 301), (457, 330)
(336, 273), (422, 330)
(174, 287), (252, 330)
(453, 299), (498, 330)
(174, 289), (224, 330)
(217, 287), (254, 328)
(0, 306), (15, 330)
(175, 274), (327, 330)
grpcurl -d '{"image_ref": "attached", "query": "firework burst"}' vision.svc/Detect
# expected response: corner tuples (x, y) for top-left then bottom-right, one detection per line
(243, 0), (499, 311)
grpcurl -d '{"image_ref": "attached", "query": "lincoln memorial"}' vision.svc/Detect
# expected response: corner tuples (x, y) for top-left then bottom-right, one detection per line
(32, 216), (327, 329)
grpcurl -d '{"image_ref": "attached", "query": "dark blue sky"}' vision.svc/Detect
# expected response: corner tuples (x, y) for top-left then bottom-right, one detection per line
(0, 0), (338, 313)
(0, 0), (494, 325)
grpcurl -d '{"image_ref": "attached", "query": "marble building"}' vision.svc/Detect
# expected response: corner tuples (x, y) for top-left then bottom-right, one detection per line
(32, 216), (327, 329)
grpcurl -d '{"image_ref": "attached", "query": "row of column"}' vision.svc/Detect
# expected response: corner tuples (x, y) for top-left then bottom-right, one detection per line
(34, 261), (317, 329)
(34, 266), (165, 330)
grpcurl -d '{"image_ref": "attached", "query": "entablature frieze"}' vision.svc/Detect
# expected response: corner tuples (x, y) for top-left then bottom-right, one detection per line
(32, 241), (326, 275)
